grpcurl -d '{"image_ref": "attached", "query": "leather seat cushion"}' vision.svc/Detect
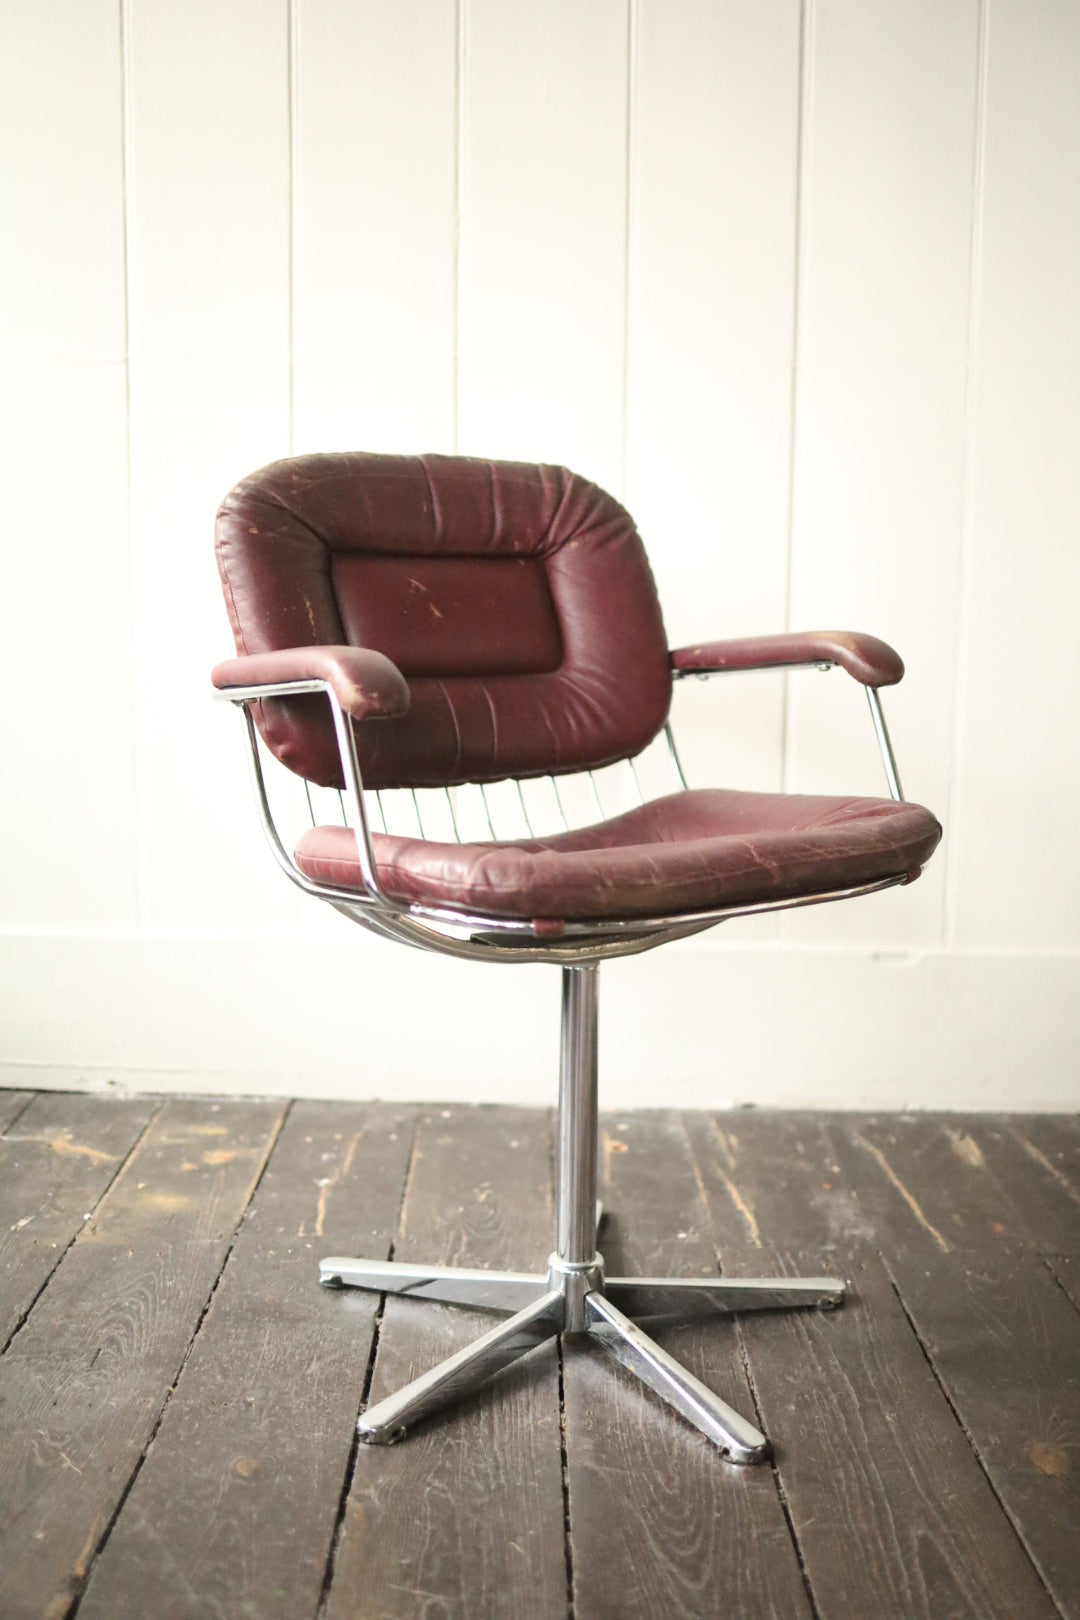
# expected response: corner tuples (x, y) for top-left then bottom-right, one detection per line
(294, 789), (942, 924)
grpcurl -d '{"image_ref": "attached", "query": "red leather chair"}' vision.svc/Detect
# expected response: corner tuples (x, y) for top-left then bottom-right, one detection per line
(212, 453), (940, 1460)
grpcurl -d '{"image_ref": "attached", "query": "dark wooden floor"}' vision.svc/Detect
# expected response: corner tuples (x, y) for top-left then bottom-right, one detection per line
(1, 1092), (1078, 1619)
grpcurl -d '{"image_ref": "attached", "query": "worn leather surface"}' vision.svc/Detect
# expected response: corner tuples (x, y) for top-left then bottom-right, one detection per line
(671, 631), (904, 687)
(294, 790), (942, 923)
(211, 646), (410, 719)
(215, 453), (672, 789)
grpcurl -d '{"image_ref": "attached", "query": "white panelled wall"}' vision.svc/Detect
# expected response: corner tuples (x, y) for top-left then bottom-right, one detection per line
(2, 0), (1077, 1108)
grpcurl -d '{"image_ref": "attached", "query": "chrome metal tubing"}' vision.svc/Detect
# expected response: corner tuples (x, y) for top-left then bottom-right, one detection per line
(584, 1291), (768, 1464)
(319, 1247), (843, 1449)
(319, 1257), (548, 1313)
(325, 686), (383, 893)
(866, 685), (905, 800)
(357, 1289), (564, 1444)
(224, 677), (855, 1458)
(227, 685), (908, 968)
(603, 1274), (845, 1324)
(662, 719), (690, 791)
(556, 964), (600, 1272)
(671, 661), (835, 682)
(670, 658), (910, 806)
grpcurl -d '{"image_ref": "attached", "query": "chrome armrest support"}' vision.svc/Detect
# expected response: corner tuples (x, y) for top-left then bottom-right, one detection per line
(863, 685), (903, 801)
(214, 677), (388, 904)
(671, 659), (905, 802)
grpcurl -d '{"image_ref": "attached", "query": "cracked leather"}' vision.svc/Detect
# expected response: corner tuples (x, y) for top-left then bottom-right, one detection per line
(211, 645), (410, 720)
(214, 450), (942, 923)
(215, 452), (672, 790)
(294, 790), (942, 922)
(671, 632), (904, 687)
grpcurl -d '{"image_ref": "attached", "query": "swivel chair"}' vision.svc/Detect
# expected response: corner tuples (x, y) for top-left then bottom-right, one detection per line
(212, 453), (940, 1461)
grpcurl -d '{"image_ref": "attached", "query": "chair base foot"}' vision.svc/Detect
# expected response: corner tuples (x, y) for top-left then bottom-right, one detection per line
(322, 1250), (845, 1460)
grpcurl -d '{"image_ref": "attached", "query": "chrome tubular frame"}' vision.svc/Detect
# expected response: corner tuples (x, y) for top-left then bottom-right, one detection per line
(672, 658), (906, 802)
(865, 685), (904, 800)
(216, 665), (917, 1458)
(222, 680), (908, 969)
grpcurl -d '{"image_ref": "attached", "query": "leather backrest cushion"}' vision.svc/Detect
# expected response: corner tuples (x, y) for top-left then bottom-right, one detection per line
(215, 453), (672, 790)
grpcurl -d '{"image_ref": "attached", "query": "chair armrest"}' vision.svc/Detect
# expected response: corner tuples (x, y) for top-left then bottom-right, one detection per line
(211, 645), (410, 720)
(213, 645), (407, 908)
(671, 631), (904, 688)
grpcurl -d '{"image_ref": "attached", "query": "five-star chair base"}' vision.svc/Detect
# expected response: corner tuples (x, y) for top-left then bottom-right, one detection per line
(321, 964), (845, 1462)
(320, 1244), (844, 1462)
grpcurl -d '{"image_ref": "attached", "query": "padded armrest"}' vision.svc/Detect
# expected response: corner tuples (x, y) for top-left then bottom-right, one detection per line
(211, 646), (410, 720)
(671, 631), (904, 688)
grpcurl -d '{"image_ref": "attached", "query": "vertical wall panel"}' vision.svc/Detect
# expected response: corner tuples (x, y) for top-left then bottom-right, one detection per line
(0, 2), (135, 927)
(951, 0), (1080, 949)
(126, 2), (293, 929)
(3, 0), (1080, 1104)
(0, 364), (137, 928)
(784, 0), (980, 946)
(124, 0), (290, 360)
(127, 360), (295, 931)
(0, 0), (126, 361)
(458, 0), (629, 495)
(292, 0), (458, 454)
(626, 0), (801, 793)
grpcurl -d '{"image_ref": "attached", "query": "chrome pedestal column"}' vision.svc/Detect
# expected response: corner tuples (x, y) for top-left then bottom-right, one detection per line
(321, 964), (844, 1462)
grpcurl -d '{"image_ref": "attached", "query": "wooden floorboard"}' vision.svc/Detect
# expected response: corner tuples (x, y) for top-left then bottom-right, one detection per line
(687, 1113), (1062, 1619)
(682, 1109), (896, 1255)
(968, 1115), (1080, 1256)
(734, 1245), (1057, 1619)
(76, 1100), (416, 1620)
(0, 1093), (157, 1350)
(323, 1105), (568, 1620)
(0, 1096), (284, 1620)
(885, 1244), (1080, 1619)
(0, 1090), (34, 1133)
(1047, 1251), (1080, 1313)
(1, 1092), (1077, 1619)
(564, 1112), (812, 1620)
(832, 1112), (1042, 1254)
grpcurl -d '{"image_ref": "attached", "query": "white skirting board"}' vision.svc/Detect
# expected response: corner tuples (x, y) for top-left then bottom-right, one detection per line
(1, 931), (1077, 1112)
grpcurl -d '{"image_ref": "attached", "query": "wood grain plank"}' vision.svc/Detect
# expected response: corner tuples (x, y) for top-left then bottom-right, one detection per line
(734, 1246), (1056, 1620)
(886, 1244), (1080, 1619)
(835, 1113), (1040, 1255)
(0, 1093), (157, 1349)
(683, 1109), (899, 1258)
(324, 1105), (566, 1620)
(972, 1116), (1080, 1256)
(0, 1097), (283, 1620)
(565, 1112), (812, 1620)
(77, 1100), (415, 1620)
(1047, 1253), (1080, 1315)
(0, 1090), (34, 1134)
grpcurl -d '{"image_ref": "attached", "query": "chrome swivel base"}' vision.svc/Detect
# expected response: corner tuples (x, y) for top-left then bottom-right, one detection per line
(320, 1246), (843, 1461)
(321, 961), (844, 1461)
